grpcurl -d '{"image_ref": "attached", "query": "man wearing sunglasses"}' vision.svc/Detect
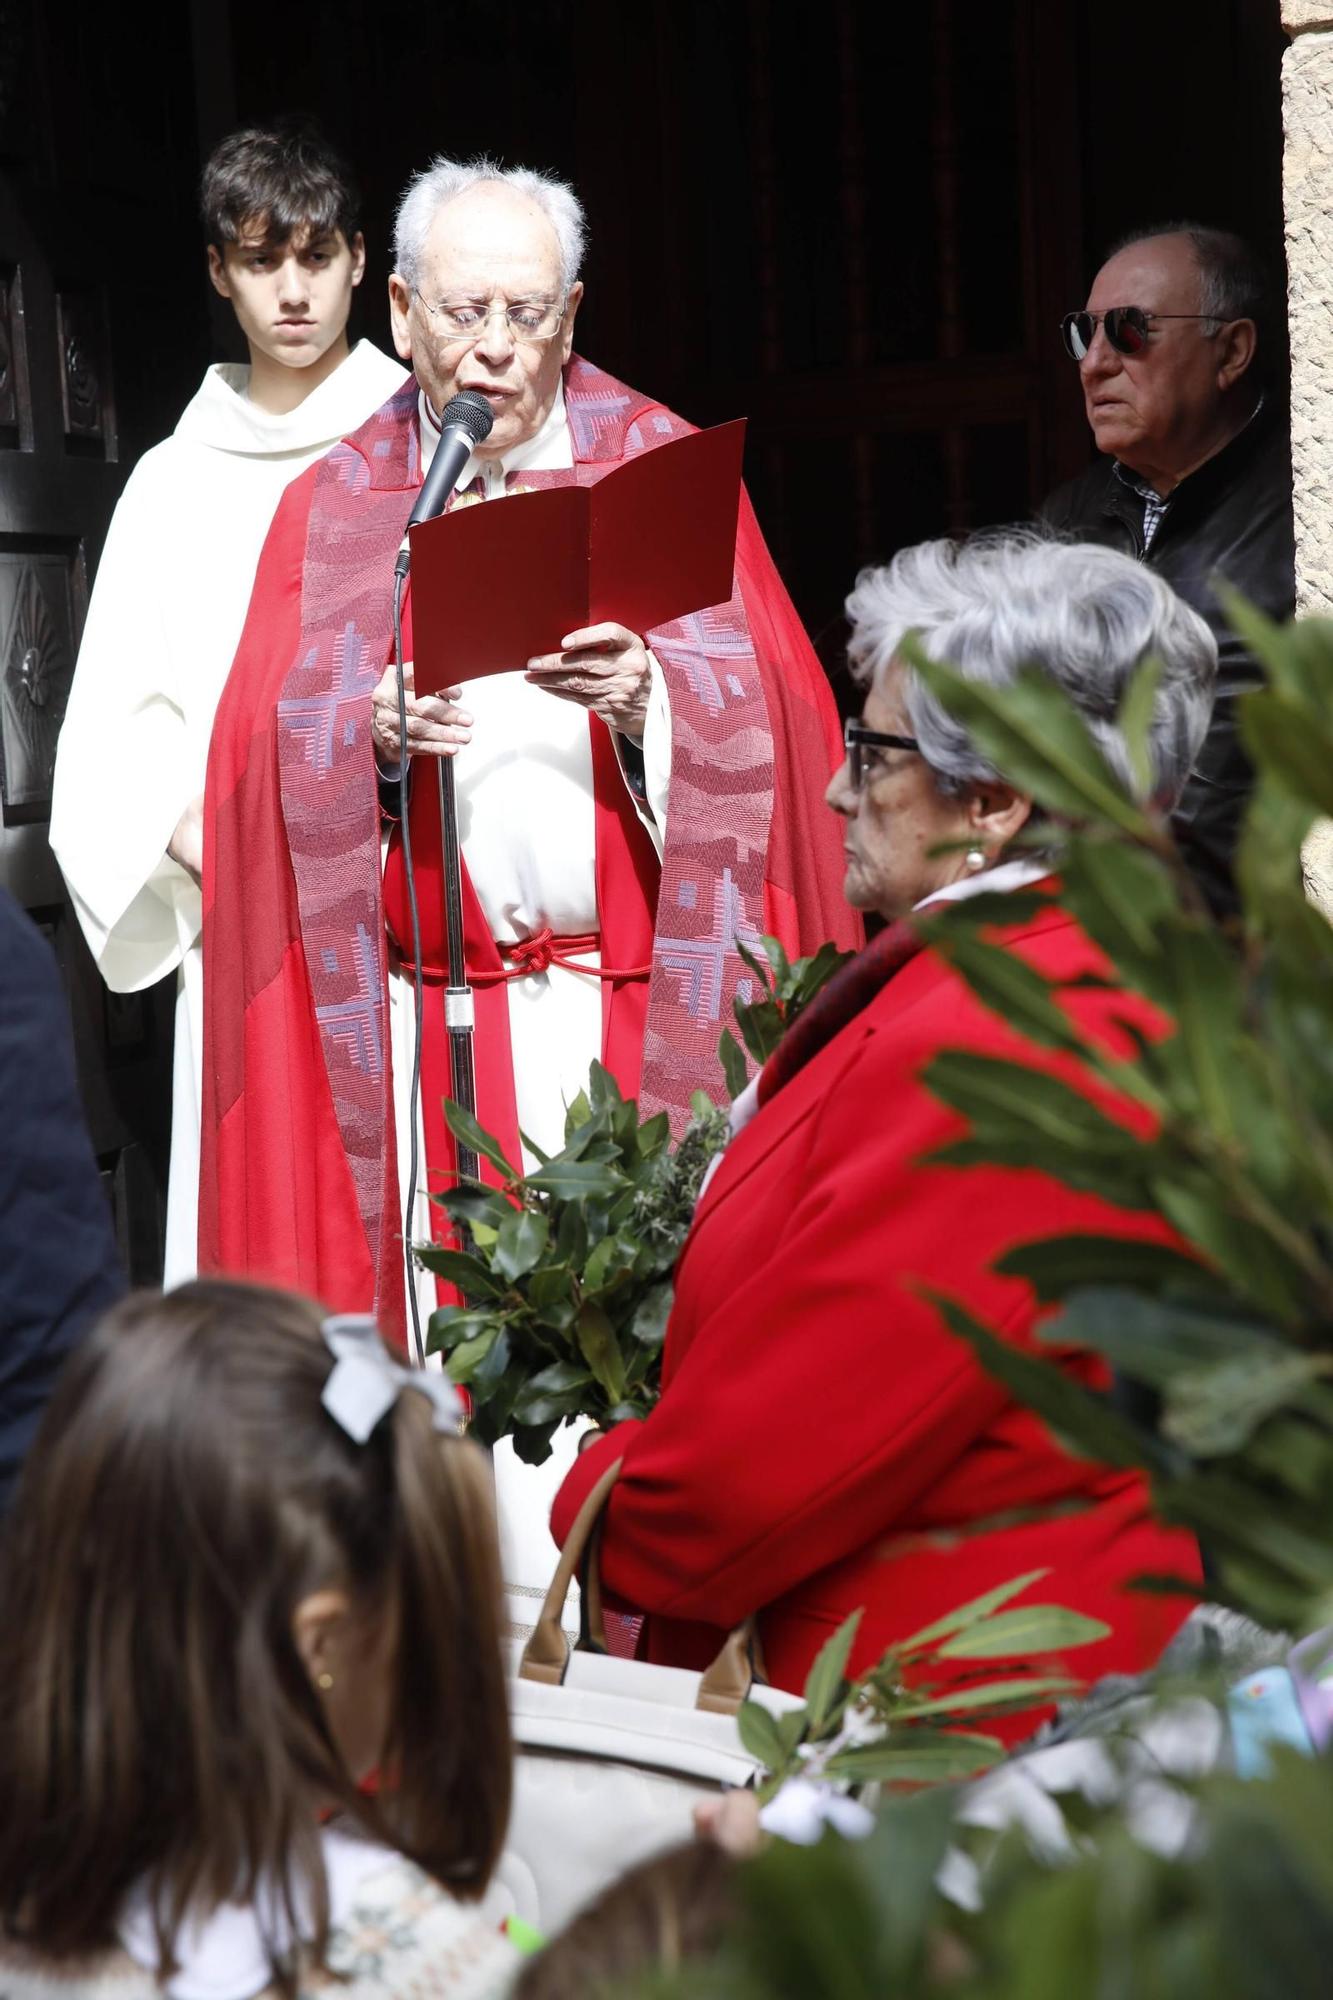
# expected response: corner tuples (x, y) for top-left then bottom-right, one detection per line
(1043, 224), (1294, 920)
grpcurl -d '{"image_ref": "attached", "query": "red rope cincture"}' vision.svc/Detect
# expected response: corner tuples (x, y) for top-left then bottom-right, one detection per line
(400, 925), (651, 985)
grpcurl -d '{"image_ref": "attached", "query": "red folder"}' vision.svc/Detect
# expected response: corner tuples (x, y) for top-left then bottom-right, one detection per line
(408, 419), (746, 691)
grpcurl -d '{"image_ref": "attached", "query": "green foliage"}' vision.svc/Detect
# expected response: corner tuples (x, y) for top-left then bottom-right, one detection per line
(631, 1749), (1333, 2000)
(902, 621), (1333, 1636)
(600, 601), (1333, 2000)
(718, 934), (854, 1098)
(635, 1791), (962, 2000)
(739, 1571), (1107, 1804)
(423, 1067), (727, 1461)
(423, 934), (850, 1453)
(631, 1546), (1333, 1974)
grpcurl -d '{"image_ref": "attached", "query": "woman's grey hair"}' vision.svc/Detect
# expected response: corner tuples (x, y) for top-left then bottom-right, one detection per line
(845, 530), (1217, 814)
(394, 155), (587, 295)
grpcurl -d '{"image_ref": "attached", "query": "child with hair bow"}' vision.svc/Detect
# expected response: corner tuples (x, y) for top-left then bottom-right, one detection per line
(0, 1279), (520, 1999)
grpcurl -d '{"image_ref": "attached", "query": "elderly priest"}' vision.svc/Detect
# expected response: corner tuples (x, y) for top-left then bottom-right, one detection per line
(199, 158), (855, 1472)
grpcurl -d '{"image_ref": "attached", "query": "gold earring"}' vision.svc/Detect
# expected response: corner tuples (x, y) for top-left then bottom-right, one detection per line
(317, 1671), (335, 1692)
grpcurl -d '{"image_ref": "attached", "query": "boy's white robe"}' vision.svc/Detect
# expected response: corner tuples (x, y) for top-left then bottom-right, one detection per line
(49, 339), (407, 1284)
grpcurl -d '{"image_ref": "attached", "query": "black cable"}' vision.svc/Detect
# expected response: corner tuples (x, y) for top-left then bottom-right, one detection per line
(392, 568), (427, 1368)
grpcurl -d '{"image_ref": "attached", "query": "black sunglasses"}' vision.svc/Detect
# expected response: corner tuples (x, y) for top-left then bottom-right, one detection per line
(1060, 306), (1220, 361)
(844, 718), (919, 790)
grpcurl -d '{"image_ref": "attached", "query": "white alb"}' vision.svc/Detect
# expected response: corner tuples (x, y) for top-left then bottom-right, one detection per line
(50, 339), (408, 1285)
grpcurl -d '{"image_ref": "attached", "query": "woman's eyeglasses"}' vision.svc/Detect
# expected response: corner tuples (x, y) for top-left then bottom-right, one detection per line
(1060, 306), (1220, 361)
(844, 718), (919, 791)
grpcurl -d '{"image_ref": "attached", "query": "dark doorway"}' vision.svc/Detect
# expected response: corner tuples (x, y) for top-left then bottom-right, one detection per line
(217, 0), (1286, 667)
(0, 0), (1288, 1279)
(0, 5), (204, 1280)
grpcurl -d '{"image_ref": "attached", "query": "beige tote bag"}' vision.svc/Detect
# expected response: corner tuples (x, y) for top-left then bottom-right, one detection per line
(503, 1457), (804, 1934)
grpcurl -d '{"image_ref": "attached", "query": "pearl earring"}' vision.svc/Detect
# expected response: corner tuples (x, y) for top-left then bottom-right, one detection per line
(317, 1671), (335, 1692)
(966, 847), (986, 871)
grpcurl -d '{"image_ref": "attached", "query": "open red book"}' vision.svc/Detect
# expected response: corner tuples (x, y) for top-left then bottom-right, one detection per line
(408, 418), (746, 691)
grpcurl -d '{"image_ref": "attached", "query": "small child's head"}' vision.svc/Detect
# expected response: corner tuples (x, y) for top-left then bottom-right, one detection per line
(514, 1841), (740, 1999)
(201, 120), (366, 374)
(0, 1280), (510, 1966)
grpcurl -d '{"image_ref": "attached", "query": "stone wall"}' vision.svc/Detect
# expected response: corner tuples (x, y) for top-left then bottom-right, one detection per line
(1282, 4), (1333, 909)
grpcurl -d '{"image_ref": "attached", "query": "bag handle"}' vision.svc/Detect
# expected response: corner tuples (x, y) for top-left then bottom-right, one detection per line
(516, 1456), (759, 1714)
(519, 1455), (622, 1685)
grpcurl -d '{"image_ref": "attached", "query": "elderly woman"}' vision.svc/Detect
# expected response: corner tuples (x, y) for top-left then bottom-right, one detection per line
(550, 532), (1215, 1723)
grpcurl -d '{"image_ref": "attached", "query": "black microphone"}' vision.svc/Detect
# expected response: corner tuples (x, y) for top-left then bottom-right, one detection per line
(395, 389), (496, 576)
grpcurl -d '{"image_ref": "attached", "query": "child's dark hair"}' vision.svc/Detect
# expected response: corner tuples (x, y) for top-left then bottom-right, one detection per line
(514, 1842), (739, 1998)
(201, 118), (361, 250)
(0, 1280), (510, 1982)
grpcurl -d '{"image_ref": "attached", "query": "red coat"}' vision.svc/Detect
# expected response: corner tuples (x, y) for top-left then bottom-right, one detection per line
(552, 900), (1201, 1734)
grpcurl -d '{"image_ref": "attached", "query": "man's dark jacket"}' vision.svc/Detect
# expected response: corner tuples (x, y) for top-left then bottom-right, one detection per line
(1042, 404), (1294, 917)
(0, 888), (124, 1507)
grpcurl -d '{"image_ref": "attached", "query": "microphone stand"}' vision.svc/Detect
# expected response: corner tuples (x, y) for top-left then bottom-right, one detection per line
(392, 539), (480, 1190)
(393, 390), (495, 1319)
(436, 751), (479, 1182)
(392, 548), (480, 1357)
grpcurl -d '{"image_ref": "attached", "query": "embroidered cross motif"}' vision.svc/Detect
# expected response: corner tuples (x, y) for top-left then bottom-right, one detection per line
(655, 609), (755, 718)
(656, 868), (761, 1023)
(278, 622), (379, 778)
(314, 924), (385, 1079)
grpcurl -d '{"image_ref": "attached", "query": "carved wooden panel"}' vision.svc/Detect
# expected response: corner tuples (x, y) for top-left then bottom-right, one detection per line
(0, 0), (235, 1290)
(0, 551), (76, 823)
(0, 261), (29, 449)
(0, 266), (16, 432)
(56, 288), (115, 455)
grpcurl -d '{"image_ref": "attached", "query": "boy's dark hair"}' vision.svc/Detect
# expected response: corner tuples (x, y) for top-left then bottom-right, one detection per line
(0, 1280), (511, 1988)
(201, 119), (362, 250)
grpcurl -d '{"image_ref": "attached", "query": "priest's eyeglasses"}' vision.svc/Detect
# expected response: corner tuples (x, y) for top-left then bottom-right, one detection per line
(414, 293), (568, 345)
(844, 718), (920, 790)
(1059, 307), (1222, 361)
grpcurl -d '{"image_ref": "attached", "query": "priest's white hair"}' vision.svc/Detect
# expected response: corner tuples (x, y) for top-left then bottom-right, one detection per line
(394, 155), (587, 296)
(845, 530), (1217, 812)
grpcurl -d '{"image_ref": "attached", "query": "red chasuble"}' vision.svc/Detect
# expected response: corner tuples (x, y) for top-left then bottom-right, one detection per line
(199, 360), (860, 1341)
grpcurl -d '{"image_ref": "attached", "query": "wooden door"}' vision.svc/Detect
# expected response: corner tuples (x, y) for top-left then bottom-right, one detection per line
(0, 173), (171, 1283)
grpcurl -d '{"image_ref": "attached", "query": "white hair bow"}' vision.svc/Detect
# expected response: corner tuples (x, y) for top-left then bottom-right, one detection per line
(320, 1314), (464, 1445)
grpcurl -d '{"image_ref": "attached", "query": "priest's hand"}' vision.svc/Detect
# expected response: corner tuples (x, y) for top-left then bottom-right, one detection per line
(525, 623), (652, 741)
(369, 659), (473, 763)
(167, 794), (204, 885)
